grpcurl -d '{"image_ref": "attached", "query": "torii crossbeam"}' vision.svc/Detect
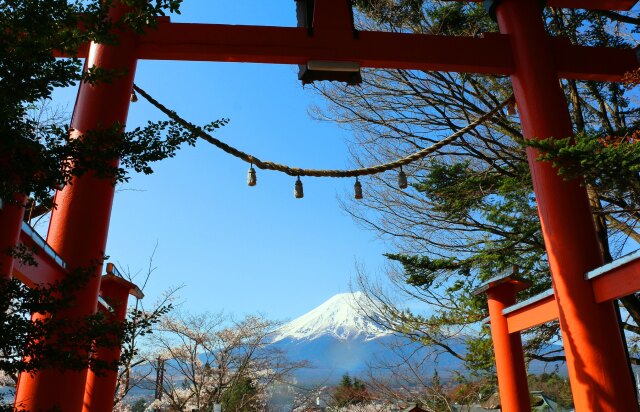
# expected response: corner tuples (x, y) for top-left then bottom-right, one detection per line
(475, 249), (640, 411)
(1, 0), (638, 410)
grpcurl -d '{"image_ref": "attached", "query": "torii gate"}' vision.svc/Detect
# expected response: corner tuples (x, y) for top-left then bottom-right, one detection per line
(473, 248), (640, 411)
(0, 0), (638, 410)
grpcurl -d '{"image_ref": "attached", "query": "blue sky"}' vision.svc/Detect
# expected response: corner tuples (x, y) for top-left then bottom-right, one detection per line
(51, 0), (390, 320)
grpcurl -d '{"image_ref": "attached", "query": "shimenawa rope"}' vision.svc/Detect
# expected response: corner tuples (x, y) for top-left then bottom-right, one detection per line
(133, 84), (513, 178)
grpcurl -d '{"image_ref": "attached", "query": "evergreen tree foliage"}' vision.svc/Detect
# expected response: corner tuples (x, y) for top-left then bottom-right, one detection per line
(221, 377), (258, 412)
(1, 0), (227, 204)
(332, 374), (371, 408)
(0, 264), (169, 410)
(311, 1), (640, 377)
(1, 0), (202, 405)
(527, 131), (640, 209)
(130, 398), (147, 412)
(527, 373), (573, 409)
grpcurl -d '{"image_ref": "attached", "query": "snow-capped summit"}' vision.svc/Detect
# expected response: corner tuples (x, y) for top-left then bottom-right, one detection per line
(271, 291), (390, 342)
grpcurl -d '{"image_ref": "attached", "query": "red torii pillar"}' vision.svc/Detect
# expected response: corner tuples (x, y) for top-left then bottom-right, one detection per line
(493, 0), (638, 410)
(473, 274), (531, 412)
(7, 0), (637, 409)
(13, 2), (138, 410)
(0, 196), (26, 279)
(84, 266), (143, 412)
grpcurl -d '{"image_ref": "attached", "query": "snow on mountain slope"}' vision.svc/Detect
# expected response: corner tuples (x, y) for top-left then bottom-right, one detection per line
(271, 292), (390, 342)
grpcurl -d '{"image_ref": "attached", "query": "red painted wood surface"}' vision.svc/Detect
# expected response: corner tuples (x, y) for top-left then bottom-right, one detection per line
(486, 282), (531, 412)
(496, 0), (638, 409)
(506, 294), (559, 334)
(83, 275), (137, 412)
(14, 2), (139, 410)
(0, 196), (26, 279)
(17, 0), (640, 410)
(448, 0), (638, 10)
(56, 23), (638, 82)
(591, 256), (640, 303)
(12, 228), (66, 287)
(138, 24), (513, 74)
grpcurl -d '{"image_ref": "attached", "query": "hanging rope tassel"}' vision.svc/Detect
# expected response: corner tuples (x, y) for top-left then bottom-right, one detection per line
(247, 165), (257, 186)
(294, 176), (304, 198)
(354, 177), (363, 199)
(398, 167), (408, 189)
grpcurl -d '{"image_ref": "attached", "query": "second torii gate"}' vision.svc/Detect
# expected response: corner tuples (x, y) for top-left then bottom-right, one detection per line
(1, 0), (639, 410)
(474, 249), (640, 411)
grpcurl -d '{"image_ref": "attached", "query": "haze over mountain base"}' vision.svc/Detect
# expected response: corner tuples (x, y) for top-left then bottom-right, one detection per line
(271, 292), (463, 383)
(271, 292), (565, 383)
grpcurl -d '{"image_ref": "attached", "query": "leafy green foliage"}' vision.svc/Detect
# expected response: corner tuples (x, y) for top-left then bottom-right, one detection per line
(0, 266), (168, 381)
(0, 118), (227, 203)
(382, 156), (549, 368)
(1, 0), (229, 205)
(0, 248), (168, 410)
(353, 0), (425, 26)
(331, 374), (371, 408)
(528, 373), (573, 409)
(117, 302), (172, 382)
(221, 377), (258, 412)
(130, 398), (147, 412)
(353, 1), (495, 34)
(0, 277), (167, 412)
(0, 267), (108, 376)
(316, 2), (640, 379)
(527, 131), (640, 209)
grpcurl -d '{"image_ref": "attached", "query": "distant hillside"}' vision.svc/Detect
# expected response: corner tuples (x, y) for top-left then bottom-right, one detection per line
(122, 292), (567, 410)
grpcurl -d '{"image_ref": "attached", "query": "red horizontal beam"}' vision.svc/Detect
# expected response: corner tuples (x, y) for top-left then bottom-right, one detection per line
(13, 228), (66, 287)
(137, 23), (637, 81)
(550, 0), (637, 8)
(499, 250), (640, 334)
(54, 23), (638, 82)
(552, 38), (638, 81)
(137, 23), (514, 75)
(448, 0), (637, 10)
(505, 293), (559, 334)
(589, 251), (640, 303)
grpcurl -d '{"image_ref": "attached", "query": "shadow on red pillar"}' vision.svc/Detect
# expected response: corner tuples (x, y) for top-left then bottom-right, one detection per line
(494, 0), (638, 410)
(84, 270), (143, 412)
(14, 3), (139, 410)
(0, 195), (26, 279)
(473, 274), (531, 412)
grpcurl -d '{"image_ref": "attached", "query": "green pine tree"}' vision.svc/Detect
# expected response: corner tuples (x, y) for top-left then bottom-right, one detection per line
(332, 374), (370, 408)
(313, 1), (640, 378)
(221, 377), (258, 412)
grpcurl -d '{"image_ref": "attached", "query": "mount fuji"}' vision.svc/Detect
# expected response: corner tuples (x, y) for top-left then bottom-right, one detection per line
(269, 292), (465, 383)
(271, 292), (390, 343)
